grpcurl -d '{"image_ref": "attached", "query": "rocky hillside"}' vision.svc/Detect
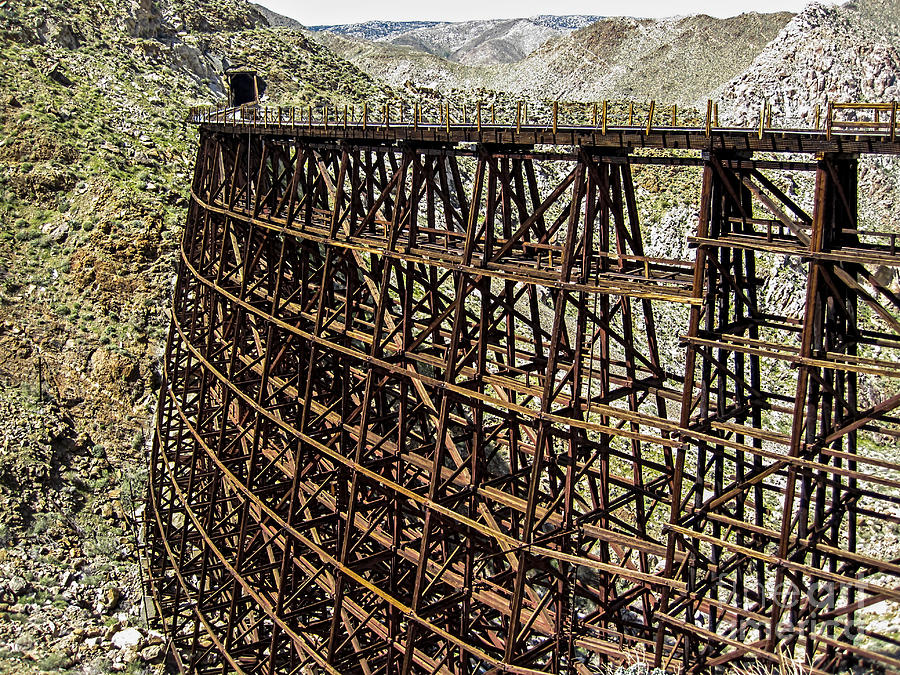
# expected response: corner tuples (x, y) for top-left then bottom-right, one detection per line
(312, 15), (603, 66)
(312, 31), (492, 93)
(717, 1), (900, 126)
(251, 2), (306, 30)
(502, 11), (794, 102)
(316, 11), (794, 102)
(712, 0), (900, 237)
(0, 1), (390, 673)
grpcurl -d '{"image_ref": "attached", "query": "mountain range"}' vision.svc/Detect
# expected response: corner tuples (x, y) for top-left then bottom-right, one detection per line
(307, 15), (604, 65)
(308, 11), (794, 102)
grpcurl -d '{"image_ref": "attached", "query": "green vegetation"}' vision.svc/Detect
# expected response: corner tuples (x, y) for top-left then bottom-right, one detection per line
(0, 1), (400, 672)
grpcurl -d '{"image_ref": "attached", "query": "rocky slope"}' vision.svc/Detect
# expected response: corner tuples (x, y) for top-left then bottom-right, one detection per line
(315, 11), (794, 102)
(713, 0), (900, 237)
(0, 1), (391, 672)
(502, 11), (794, 103)
(251, 2), (306, 30)
(717, 1), (900, 126)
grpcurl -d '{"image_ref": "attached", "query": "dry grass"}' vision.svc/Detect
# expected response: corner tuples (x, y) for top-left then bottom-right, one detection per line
(603, 644), (679, 675)
(730, 645), (814, 675)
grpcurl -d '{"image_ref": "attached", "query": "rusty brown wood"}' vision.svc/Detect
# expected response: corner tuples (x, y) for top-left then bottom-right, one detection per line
(146, 115), (900, 675)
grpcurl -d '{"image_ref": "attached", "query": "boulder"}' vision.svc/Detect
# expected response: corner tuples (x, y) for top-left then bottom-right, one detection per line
(123, 0), (161, 38)
(110, 627), (142, 650)
(90, 348), (138, 384)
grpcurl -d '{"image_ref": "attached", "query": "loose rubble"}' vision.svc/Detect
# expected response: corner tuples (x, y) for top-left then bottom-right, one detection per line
(0, 391), (161, 674)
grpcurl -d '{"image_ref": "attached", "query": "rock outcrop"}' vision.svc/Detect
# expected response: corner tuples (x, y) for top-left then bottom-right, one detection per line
(716, 2), (900, 126)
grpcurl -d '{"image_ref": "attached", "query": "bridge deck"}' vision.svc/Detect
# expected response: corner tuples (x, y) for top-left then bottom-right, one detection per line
(190, 104), (900, 155)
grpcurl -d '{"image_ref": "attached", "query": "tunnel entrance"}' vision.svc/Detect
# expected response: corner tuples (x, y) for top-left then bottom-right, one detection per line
(226, 69), (266, 107)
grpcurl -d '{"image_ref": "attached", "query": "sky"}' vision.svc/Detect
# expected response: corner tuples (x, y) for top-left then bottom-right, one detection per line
(255, 0), (838, 27)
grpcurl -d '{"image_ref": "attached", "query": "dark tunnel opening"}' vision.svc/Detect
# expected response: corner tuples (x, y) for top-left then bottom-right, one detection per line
(227, 71), (266, 107)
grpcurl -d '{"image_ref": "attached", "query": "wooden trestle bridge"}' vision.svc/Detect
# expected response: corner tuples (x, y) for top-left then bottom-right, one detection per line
(147, 102), (900, 674)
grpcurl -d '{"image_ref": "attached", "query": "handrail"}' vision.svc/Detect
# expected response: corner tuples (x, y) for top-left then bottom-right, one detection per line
(828, 101), (898, 141)
(185, 99), (900, 142)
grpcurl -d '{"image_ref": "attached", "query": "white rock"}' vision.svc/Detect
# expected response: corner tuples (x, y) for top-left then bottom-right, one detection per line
(111, 627), (142, 650)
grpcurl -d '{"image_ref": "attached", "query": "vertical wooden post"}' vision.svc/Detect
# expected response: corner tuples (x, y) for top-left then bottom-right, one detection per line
(602, 100), (608, 135)
(646, 101), (655, 135)
(705, 100), (712, 137)
(891, 101), (897, 142)
(758, 100), (766, 139)
(553, 101), (558, 135)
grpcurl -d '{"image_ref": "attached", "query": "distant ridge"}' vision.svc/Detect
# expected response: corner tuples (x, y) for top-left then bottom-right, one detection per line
(310, 20), (442, 41)
(315, 11), (794, 102)
(529, 15), (604, 30)
(310, 15), (604, 65)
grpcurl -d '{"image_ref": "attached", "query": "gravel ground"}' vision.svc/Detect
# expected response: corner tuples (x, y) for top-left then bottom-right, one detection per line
(0, 389), (162, 675)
